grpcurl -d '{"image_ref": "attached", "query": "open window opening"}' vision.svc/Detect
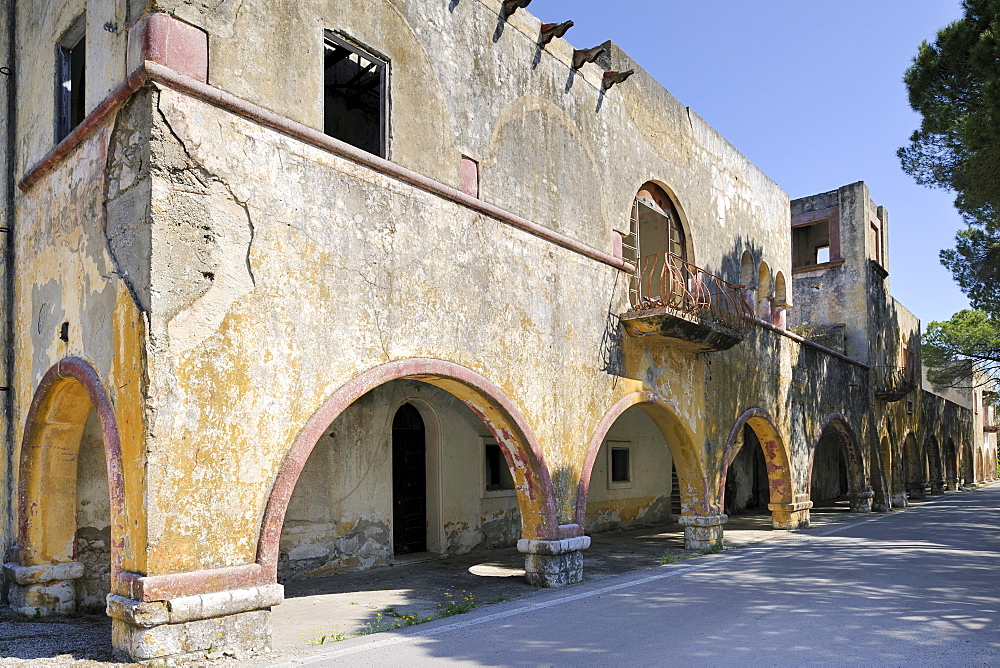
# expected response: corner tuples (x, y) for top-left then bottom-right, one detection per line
(609, 445), (631, 486)
(56, 15), (86, 142)
(870, 220), (883, 266)
(324, 33), (388, 157)
(792, 219), (830, 268)
(483, 439), (514, 493)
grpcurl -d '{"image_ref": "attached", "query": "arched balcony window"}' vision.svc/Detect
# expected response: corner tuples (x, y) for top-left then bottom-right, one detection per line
(621, 182), (750, 346)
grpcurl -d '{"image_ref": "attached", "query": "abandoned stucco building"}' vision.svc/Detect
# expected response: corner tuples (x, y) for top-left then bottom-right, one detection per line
(0, 0), (996, 661)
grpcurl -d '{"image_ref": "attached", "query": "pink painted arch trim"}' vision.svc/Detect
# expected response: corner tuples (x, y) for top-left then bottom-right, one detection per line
(17, 357), (127, 577)
(256, 358), (559, 577)
(718, 407), (794, 509)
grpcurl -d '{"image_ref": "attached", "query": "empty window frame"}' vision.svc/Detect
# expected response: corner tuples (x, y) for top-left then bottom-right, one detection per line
(609, 444), (631, 487)
(56, 15), (86, 142)
(792, 220), (830, 268)
(483, 441), (514, 492)
(870, 221), (883, 266)
(324, 33), (388, 157)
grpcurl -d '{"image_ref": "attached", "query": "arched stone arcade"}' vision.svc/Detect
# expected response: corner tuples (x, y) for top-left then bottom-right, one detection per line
(809, 415), (870, 513)
(9, 357), (127, 617)
(257, 358), (567, 588)
(577, 392), (721, 550)
(720, 408), (807, 529)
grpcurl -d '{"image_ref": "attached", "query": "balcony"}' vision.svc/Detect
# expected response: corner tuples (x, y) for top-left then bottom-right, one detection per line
(872, 366), (917, 402)
(620, 252), (752, 352)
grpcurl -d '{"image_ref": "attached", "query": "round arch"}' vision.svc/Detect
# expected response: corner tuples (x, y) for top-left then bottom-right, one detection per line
(257, 358), (558, 577)
(575, 391), (711, 526)
(17, 357), (127, 576)
(808, 414), (866, 503)
(634, 180), (695, 264)
(719, 408), (793, 507)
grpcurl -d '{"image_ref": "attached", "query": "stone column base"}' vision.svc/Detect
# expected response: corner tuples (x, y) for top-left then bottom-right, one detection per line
(768, 501), (812, 529)
(906, 485), (925, 500)
(930, 480), (945, 494)
(946, 478), (959, 491)
(3, 561), (84, 616)
(107, 584), (283, 661)
(517, 536), (590, 588)
(678, 514), (727, 550)
(890, 492), (908, 508)
(848, 489), (874, 513)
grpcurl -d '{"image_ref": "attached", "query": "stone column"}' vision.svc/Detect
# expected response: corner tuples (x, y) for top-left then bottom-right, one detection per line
(107, 584), (283, 662)
(518, 536), (591, 588)
(906, 483), (925, 500)
(930, 478), (945, 494)
(679, 514), (727, 550)
(2, 561), (84, 616)
(848, 489), (874, 513)
(768, 501), (812, 529)
(945, 477), (959, 491)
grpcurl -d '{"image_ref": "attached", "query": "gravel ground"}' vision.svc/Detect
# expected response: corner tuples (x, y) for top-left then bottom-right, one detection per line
(0, 610), (123, 666)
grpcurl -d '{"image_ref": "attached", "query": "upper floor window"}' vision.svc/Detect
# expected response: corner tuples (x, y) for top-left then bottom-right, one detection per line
(792, 219), (829, 268)
(791, 206), (840, 270)
(56, 15), (86, 142)
(324, 33), (388, 157)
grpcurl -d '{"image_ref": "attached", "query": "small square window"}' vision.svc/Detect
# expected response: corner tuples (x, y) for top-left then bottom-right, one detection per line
(324, 33), (388, 157)
(56, 15), (86, 142)
(609, 445), (631, 486)
(815, 245), (830, 264)
(483, 441), (514, 492)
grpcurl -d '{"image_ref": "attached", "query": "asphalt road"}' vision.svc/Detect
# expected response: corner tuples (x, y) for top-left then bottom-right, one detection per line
(271, 484), (999, 667)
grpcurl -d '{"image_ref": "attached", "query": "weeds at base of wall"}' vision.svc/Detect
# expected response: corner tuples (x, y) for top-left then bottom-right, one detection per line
(697, 544), (724, 555)
(306, 591), (477, 645)
(658, 551), (676, 565)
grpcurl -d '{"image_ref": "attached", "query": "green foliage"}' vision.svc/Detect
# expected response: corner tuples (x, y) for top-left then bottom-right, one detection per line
(923, 309), (1000, 388)
(658, 550), (676, 565)
(697, 543), (723, 555)
(940, 226), (1000, 314)
(901, 2), (1000, 384)
(899, 0), (1000, 229)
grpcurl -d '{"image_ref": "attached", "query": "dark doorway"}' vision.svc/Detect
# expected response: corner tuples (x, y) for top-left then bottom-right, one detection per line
(392, 404), (427, 554)
(725, 426), (769, 515)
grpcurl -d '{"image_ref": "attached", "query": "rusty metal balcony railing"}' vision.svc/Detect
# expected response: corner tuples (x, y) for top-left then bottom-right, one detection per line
(872, 365), (917, 402)
(628, 252), (753, 335)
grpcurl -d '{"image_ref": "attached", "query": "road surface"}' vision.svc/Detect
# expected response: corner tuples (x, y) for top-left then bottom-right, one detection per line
(272, 485), (1000, 666)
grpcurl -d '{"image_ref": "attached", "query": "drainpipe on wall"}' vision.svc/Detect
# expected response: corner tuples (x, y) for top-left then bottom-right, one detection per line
(2, 0), (16, 572)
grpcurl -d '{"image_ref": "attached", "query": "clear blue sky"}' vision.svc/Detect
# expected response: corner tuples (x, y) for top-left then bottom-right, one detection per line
(538, 0), (969, 326)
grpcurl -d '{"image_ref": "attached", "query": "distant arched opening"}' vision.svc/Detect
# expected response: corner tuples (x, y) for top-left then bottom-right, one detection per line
(926, 434), (944, 493)
(944, 437), (959, 489)
(809, 416), (867, 513)
(902, 432), (923, 499)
